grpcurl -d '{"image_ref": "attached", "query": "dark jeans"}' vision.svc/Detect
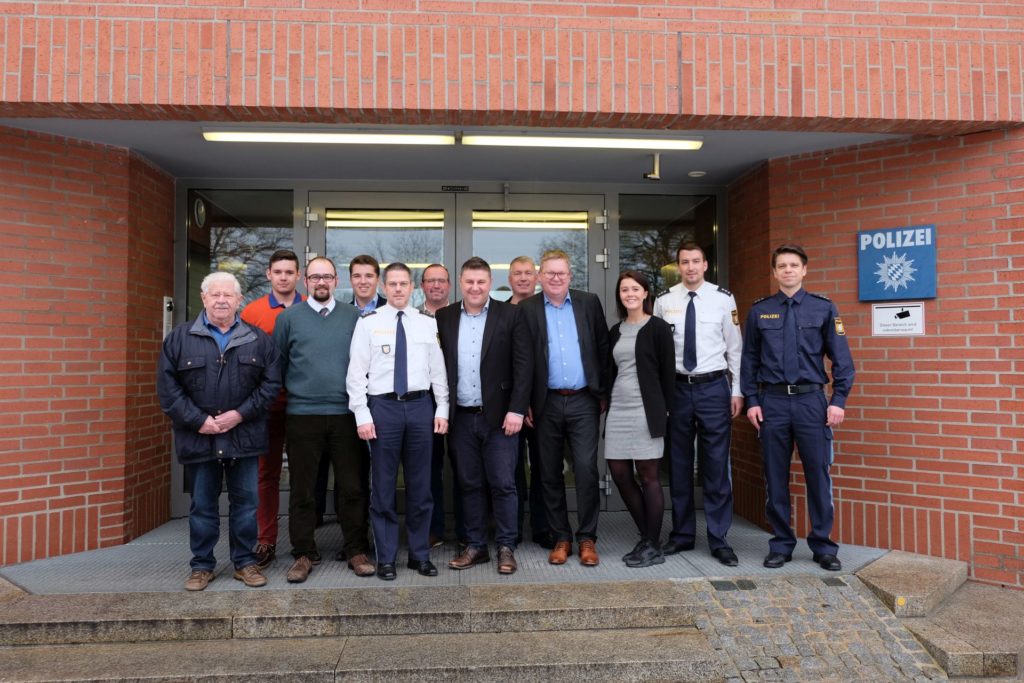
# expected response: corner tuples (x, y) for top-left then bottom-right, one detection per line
(536, 391), (602, 543)
(286, 413), (371, 559)
(186, 457), (258, 571)
(449, 410), (519, 549)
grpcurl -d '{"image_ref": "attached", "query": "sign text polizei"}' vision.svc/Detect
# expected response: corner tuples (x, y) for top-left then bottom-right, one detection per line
(857, 225), (936, 301)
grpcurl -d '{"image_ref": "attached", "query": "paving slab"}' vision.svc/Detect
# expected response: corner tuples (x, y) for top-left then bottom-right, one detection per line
(856, 550), (968, 617)
(466, 579), (702, 632)
(336, 627), (723, 682)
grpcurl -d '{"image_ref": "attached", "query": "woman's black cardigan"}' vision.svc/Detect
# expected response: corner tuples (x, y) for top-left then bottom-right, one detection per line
(608, 316), (677, 439)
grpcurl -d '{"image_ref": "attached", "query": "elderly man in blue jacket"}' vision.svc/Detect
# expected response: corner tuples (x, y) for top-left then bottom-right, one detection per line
(158, 272), (281, 591)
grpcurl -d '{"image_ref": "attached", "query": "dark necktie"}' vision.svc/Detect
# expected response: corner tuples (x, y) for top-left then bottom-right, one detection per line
(319, 307), (329, 318)
(683, 291), (697, 372)
(394, 310), (408, 397)
(783, 298), (799, 384)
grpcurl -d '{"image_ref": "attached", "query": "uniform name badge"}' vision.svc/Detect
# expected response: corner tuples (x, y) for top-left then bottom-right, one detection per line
(381, 344), (391, 354)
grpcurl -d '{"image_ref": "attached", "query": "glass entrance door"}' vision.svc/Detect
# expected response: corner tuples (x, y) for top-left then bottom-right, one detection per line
(307, 190), (610, 512)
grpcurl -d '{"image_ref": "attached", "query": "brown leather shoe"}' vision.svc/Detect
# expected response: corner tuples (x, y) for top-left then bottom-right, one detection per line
(347, 553), (376, 577)
(286, 555), (314, 583)
(184, 569), (215, 591)
(496, 546), (517, 575)
(254, 543), (276, 569)
(548, 540), (572, 565)
(578, 539), (599, 566)
(233, 564), (267, 588)
(449, 546), (490, 570)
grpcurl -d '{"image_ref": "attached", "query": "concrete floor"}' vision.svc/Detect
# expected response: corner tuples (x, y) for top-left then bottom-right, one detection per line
(0, 512), (886, 594)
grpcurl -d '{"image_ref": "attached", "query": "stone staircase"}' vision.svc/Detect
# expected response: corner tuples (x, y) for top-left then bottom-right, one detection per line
(857, 551), (1024, 679)
(0, 580), (725, 682)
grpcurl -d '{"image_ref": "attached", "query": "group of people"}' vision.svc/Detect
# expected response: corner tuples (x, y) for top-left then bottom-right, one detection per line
(158, 241), (854, 591)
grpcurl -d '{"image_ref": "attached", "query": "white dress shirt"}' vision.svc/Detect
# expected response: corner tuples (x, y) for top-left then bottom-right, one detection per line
(346, 304), (449, 426)
(653, 281), (743, 397)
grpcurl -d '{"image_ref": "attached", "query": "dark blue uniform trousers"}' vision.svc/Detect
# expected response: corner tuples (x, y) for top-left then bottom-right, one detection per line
(515, 424), (549, 539)
(668, 375), (734, 551)
(367, 394), (434, 565)
(448, 410), (519, 549)
(759, 389), (838, 556)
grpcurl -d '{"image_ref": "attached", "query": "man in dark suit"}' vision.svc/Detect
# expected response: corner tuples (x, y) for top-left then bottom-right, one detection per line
(520, 249), (611, 567)
(436, 257), (532, 574)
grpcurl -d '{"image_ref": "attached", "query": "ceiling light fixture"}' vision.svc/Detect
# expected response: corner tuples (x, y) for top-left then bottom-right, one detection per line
(202, 131), (456, 145)
(461, 134), (703, 151)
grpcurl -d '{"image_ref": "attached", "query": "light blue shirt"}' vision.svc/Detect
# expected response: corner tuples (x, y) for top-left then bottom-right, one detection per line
(202, 311), (239, 353)
(543, 292), (585, 390)
(456, 302), (488, 407)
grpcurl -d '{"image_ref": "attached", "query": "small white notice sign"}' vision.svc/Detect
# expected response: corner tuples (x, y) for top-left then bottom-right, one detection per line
(871, 302), (925, 336)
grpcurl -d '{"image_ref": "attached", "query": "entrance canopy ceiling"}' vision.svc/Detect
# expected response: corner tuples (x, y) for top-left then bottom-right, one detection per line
(1, 119), (902, 185)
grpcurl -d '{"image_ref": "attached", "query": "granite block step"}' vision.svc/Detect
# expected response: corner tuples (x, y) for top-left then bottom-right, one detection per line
(0, 628), (724, 682)
(856, 550), (968, 617)
(0, 580), (703, 646)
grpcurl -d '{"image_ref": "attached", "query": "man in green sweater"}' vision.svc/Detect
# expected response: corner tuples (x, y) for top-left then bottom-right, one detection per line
(273, 257), (374, 583)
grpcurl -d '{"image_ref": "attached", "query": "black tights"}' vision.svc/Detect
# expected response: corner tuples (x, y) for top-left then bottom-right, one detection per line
(608, 459), (664, 544)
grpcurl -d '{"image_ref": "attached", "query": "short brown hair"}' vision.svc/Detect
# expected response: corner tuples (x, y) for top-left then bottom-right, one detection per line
(772, 243), (808, 268)
(269, 249), (300, 269)
(349, 254), (380, 276)
(675, 240), (707, 263)
(460, 256), (491, 276)
(383, 261), (412, 281)
(421, 263), (449, 283)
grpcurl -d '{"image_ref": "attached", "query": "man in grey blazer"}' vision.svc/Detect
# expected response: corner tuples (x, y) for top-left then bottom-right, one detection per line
(520, 249), (611, 567)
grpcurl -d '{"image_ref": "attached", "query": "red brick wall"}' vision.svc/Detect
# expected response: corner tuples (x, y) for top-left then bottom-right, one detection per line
(1, 3), (1022, 133)
(728, 128), (1024, 588)
(0, 126), (173, 564)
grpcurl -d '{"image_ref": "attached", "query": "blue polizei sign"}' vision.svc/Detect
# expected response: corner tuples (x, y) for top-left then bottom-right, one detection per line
(857, 225), (937, 301)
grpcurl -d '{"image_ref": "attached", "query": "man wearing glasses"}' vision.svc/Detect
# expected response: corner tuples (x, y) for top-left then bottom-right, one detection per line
(272, 257), (374, 583)
(520, 249), (611, 567)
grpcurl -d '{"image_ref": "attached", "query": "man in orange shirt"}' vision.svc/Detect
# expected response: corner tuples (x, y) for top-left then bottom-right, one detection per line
(240, 249), (303, 568)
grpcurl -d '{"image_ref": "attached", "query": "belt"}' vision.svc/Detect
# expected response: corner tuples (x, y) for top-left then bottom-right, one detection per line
(549, 388), (586, 396)
(675, 370), (727, 385)
(455, 404), (484, 414)
(761, 383), (823, 395)
(369, 390), (429, 402)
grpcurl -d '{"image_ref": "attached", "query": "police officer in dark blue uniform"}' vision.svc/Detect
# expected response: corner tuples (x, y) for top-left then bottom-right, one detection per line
(740, 244), (855, 572)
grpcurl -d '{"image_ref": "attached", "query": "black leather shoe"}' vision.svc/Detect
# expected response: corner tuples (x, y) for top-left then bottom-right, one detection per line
(334, 549), (346, 562)
(712, 547), (739, 567)
(763, 552), (793, 569)
(407, 559), (439, 577)
(812, 553), (842, 571)
(376, 563), (397, 581)
(662, 539), (695, 555)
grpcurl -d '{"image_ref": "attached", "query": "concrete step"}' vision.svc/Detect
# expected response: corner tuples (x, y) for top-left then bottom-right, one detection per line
(0, 628), (724, 682)
(856, 549), (968, 617)
(903, 582), (1024, 679)
(0, 579), (703, 646)
(858, 551), (1023, 679)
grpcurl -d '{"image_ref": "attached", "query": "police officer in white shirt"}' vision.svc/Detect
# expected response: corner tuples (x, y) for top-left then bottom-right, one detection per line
(653, 240), (743, 567)
(346, 262), (449, 581)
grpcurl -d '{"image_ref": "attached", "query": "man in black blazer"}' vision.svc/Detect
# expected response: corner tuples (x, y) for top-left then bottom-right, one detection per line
(520, 249), (611, 567)
(436, 257), (532, 574)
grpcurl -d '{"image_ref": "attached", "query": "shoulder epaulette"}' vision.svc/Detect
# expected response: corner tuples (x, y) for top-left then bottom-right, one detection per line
(753, 295), (771, 305)
(360, 310), (377, 318)
(716, 285), (733, 297)
(656, 289), (671, 298)
(808, 292), (833, 302)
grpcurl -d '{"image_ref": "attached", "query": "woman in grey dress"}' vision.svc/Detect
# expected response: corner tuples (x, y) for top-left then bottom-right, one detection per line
(606, 271), (676, 567)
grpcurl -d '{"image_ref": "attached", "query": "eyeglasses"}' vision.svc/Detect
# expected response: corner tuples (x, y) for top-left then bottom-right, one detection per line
(422, 278), (449, 286)
(307, 274), (336, 283)
(542, 271), (569, 280)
